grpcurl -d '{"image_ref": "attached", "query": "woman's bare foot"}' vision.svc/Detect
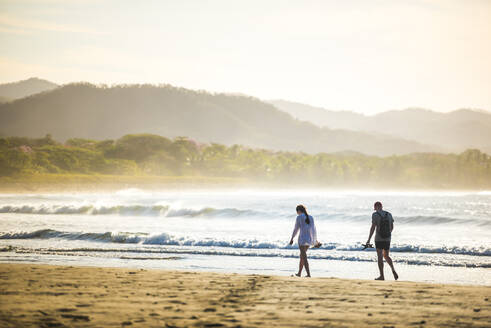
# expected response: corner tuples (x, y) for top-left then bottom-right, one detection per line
(375, 276), (385, 280)
(393, 271), (399, 280)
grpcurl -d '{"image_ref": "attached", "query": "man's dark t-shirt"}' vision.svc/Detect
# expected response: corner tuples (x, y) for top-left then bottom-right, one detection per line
(372, 210), (394, 242)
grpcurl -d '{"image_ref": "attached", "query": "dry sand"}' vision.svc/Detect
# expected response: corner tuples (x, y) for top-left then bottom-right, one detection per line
(0, 263), (489, 327)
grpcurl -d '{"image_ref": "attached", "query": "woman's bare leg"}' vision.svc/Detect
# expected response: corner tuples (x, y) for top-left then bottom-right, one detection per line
(296, 255), (304, 276)
(296, 246), (304, 276)
(301, 246), (311, 277)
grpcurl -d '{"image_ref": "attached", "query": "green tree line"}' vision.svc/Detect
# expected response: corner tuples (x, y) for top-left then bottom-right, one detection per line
(1, 133), (490, 188)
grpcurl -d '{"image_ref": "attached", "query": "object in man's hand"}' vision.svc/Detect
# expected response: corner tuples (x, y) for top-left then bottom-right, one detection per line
(361, 243), (373, 250)
(314, 242), (322, 248)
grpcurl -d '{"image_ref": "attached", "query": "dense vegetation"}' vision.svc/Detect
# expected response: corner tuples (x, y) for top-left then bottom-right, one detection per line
(1, 134), (490, 189)
(0, 83), (435, 156)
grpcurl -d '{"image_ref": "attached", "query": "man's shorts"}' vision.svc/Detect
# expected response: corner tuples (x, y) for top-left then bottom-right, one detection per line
(375, 241), (390, 250)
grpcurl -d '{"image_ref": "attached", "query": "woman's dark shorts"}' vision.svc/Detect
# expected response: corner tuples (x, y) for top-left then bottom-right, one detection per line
(375, 241), (390, 250)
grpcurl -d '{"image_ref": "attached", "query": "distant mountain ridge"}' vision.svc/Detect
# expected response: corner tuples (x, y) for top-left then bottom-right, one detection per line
(0, 82), (438, 156)
(270, 100), (491, 153)
(1, 78), (488, 155)
(0, 77), (58, 101)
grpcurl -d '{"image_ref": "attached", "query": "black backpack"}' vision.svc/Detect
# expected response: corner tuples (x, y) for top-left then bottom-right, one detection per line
(378, 211), (391, 239)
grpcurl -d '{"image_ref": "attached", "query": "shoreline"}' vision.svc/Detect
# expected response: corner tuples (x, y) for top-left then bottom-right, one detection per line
(0, 263), (489, 327)
(0, 174), (250, 194)
(1, 175), (491, 194)
(1, 258), (489, 287)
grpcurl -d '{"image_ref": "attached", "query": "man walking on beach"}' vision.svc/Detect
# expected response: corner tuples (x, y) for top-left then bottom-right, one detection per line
(366, 201), (399, 281)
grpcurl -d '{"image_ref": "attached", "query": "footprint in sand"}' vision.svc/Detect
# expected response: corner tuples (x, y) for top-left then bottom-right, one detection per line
(60, 314), (90, 322)
(56, 308), (76, 312)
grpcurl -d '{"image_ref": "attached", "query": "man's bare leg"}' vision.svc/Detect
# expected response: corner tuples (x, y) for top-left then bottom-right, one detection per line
(383, 249), (398, 280)
(375, 248), (384, 280)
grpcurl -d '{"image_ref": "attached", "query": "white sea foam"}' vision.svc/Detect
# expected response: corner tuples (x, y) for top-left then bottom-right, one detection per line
(0, 204), (258, 217)
(1, 229), (489, 258)
(0, 203), (489, 228)
(1, 190), (490, 280)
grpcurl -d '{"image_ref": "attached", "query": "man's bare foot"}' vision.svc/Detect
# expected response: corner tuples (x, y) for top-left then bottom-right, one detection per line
(375, 276), (385, 280)
(306, 275), (311, 278)
(393, 271), (399, 280)
(295, 273), (301, 277)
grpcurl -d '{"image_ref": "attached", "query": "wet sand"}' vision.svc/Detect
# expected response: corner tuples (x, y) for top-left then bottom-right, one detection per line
(0, 263), (489, 327)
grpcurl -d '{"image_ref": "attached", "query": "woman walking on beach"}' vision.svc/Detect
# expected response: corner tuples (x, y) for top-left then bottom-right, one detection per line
(290, 204), (320, 277)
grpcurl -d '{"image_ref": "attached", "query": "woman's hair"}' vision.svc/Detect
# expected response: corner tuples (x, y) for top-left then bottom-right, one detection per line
(296, 204), (310, 224)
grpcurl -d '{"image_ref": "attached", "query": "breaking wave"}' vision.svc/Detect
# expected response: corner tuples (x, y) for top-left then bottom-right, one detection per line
(1, 229), (489, 257)
(1, 204), (489, 227)
(0, 204), (258, 218)
(2, 244), (489, 268)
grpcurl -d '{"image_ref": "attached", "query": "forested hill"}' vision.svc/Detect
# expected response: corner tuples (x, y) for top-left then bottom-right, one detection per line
(0, 83), (438, 156)
(0, 77), (58, 101)
(270, 100), (491, 154)
(1, 134), (490, 189)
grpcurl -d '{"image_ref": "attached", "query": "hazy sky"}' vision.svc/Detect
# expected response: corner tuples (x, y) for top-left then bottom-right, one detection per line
(1, 0), (490, 114)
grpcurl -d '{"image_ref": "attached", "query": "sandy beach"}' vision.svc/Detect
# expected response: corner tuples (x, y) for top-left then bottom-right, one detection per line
(0, 263), (489, 327)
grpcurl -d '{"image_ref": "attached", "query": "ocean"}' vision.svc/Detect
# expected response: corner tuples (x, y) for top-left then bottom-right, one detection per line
(0, 189), (490, 285)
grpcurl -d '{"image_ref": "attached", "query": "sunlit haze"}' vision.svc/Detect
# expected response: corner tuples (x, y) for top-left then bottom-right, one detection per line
(1, 2), (491, 324)
(1, 0), (490, 114)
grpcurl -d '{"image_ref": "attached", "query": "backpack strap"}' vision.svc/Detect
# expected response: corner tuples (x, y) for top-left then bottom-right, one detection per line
(377, 211), (388, 220)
